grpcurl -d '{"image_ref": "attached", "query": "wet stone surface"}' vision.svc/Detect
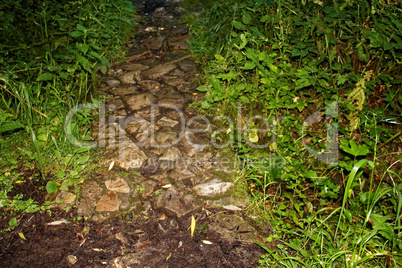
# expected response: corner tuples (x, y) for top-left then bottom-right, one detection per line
(85, 0), (268, 234)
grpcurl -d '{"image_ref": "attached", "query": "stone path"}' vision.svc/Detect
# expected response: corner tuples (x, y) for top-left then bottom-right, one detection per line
(52, 0), (269, 266)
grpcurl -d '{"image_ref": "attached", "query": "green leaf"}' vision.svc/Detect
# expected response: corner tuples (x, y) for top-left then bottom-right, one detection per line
(383, 42), (394, 50)
(70, 31), (84, 38)
(37, 133), (47, 142)
(76, 24), (86, 31)
(9, 217), (18, 228)
(239, 95), (250, 103)
(46, 181), (58, 194)
(278, 204), (286, 210)
(260, 15), (271, 23)
(243, 61), (255, 70)
(267, 64), (278, 73)
(201, 100), (210, 109)
(56, 171), (66, 179)
(77, 155), (90, 165)
(89, 51), (101, 59)
(74, 147), (91, 154)
(344, 208), (353, 223)
(78, 43), (90, 54)
(242, 12), (252, 24)
(0, 121), (24, 133)
(340, 139), (370, 156)
(232, 21), (246, 30)
(196, 85), (208, 92)
(37, 72), (53, 81)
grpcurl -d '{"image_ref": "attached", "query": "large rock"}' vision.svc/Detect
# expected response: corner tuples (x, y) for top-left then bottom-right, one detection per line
(105, 177), (130, 193)
(155, 187), (200, 218)
(124, 93), (153, 111)
(159, 147), (182, 161)
(119, 71), (138, 84)
(81, 180), (103, 208)
(178, 59), (197, 72)
(155, 128), (180, 146)
(143, 36), (165, 50)
(106, 139), (148, 169)
(192, 178), (234, 197)
(157, 116), (179, 128)
(142, 64), (176, 80)
(134, 106), (161, 120)
(95, 193), (122, 212)
(167, 35), (190, 50)
(127, 48), (151, 61)
(158, 96), (186, 110)
(138, 80), (161, 92)
(113, 86), (138, 96)
(118, 63), (149, 72)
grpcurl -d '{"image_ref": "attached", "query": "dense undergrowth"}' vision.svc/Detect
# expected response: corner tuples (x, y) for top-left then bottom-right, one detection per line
(185, 0), (402, 267)
(0, 0), (135, 218)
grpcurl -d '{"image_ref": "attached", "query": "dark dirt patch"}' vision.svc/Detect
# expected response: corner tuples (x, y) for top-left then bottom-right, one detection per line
(0, 209), (264, 267)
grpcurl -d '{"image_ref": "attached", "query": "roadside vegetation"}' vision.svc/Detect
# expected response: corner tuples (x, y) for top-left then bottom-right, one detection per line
(185, 0), (402, 267)
(0, 0), (135, 222)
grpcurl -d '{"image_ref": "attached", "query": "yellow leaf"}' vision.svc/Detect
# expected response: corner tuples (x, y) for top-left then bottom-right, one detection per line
(248, 132), (259, 143)
(191, 215), (196, 238)
(18, 232), (27, 240)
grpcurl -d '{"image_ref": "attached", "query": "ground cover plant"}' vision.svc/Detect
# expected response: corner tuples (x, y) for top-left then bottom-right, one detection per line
(0, 0), (135, 225)
(185, 0), (402, 266)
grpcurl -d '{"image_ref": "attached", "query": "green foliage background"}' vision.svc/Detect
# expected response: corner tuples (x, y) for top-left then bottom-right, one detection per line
(0, 0), (135, 215)
(186, 0), (402, 266)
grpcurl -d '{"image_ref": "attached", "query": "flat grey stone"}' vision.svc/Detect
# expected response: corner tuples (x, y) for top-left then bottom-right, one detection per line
(125, 117), (152, 135)
(159, 147), (182, 162)
(157, 116), (179, 128)
(109, 97), (125, 110)
(107, 139), (148, 169)
(105, 177), (130, 193)
(171, 24), (188, 36)
(139, 80), (161, 92)
(143, 36), (165, 50)
(47, 191), (76, 209)
(119, 71), (138, 84)
(158, 96), (186, 110)
(155, 187), (200, 218)
(77, 199), (92, 216)
(82, 180), (103, 208)
(155, 128), (180, 146)
(139, 179), (158, 197)
(209, 214), (260, 244)
(193, 178), (234, 197)
(106, 79), (121, 87)
(164, 75), (183, 87)
(118, 63), (149, 72)
(113, 86), (138, 96)
(167, 35), (190, 50)
(142, 64), (176, 80)
(127, 48), (151, 61)
(95, 193), (122, 212)
(124, 93), (153, 111)
(178, 59), (197, 72)
(181, 131), (208, 156)
(134, 106), (160, 120)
